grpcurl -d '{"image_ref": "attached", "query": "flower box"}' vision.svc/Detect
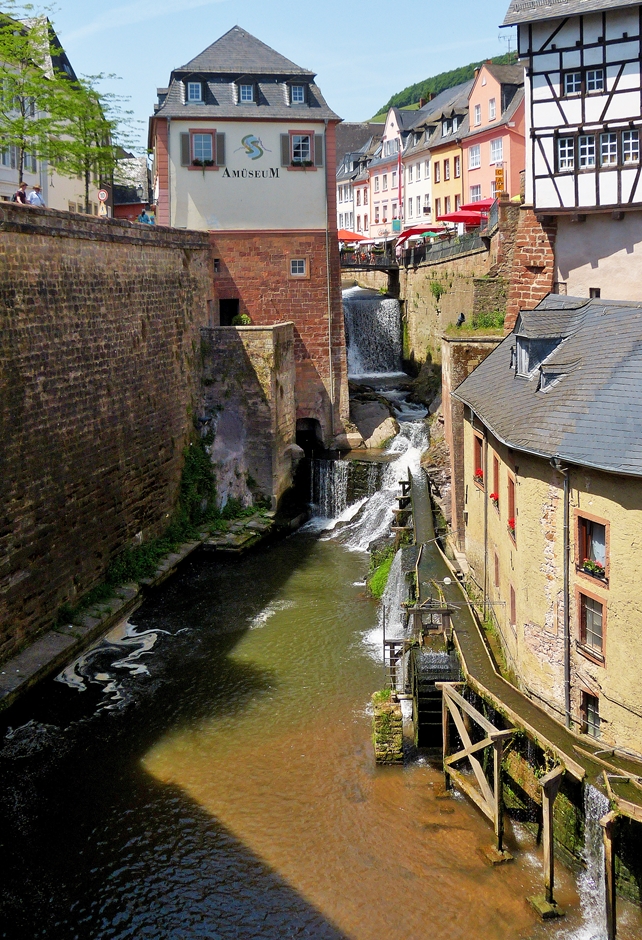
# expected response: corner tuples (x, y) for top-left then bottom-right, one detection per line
(508, 517), (516, 539)
(582, 558), (606, 579)
(474, 468), (484, 484)
(490, 491), (499, 508)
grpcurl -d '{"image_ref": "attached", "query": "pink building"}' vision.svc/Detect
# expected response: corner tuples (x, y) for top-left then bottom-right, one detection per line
(462, 63), (525, 203)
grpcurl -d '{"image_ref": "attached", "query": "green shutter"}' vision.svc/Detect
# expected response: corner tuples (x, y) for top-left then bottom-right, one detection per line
(314, 134), (324, 167)
(281, 134), (290, 166)
(216, 132), (225, 166)
(180, 133), (190, 166)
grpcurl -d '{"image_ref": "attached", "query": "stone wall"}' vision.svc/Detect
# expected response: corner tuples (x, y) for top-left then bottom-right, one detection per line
(209, 230), (348, 447)
(199, 323), (297, 509)
(0, 204), (213, 662)
(505, 207), (557, 330)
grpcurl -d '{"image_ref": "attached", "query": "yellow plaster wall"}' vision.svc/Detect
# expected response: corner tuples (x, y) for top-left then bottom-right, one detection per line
(462, 414), (642, 753)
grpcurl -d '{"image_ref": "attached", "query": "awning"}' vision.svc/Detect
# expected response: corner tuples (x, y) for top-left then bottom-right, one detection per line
(338, 229), (366, 241)
(437, 210), (484, 224)
(459, 197), (496, 211)
(396, 225), (447, 246)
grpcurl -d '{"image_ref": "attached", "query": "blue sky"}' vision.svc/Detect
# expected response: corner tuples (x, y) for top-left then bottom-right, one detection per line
(50, 0), (516, 149)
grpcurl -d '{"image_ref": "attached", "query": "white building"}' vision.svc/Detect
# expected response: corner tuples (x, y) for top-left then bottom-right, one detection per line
(504, 0), (642, 299)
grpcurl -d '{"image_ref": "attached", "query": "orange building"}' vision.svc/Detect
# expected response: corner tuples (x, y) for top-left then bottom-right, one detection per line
(462, 63), (525, 203)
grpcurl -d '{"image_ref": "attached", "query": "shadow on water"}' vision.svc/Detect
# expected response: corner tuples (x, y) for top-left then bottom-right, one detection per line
(0, 533), (352, 940)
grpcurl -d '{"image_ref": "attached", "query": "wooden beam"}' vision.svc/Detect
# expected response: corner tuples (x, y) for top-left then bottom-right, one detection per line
(439, 683), (498, 734)
(494, 736), (505, 852)
(447, 766), (495, 822)
(574, 746), (642, 795)
(443, 690), (452, 789)
(600, 811), (618, 940)
(541, 766), (564, 904)
(444, 695), (495, 808)
(445, 735), (493, 764)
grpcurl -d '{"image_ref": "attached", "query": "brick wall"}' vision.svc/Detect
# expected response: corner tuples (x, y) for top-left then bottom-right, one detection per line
(209, 230), (348, 446)
(0, 204), (213, 661)
(200, 323), (296, 509)
(505, 208), (557, 330)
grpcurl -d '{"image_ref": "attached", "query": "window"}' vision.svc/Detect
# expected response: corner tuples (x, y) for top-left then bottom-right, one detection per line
(290, 258), (306, 276)
(24, 152), (36, 173)
(356, 215), (361, 231)
(391, 170), (397, 188)
(581, 692), (601, 738)
(374, 205), (380, 223)
(578, 516), (607, 575)
(374, 175), (380, 192)
(408, 198), (413, 218)
(452, 115), (460, 133)
(415, 164), (420, 181)
(382, 203), (388, 222)
(564, 71), (582, 95)
(291, 84), (305, 103)
(469, 144), (481, 170)
(470, 184), (482, 202)
(364, 189), (368, 205)
(490, 139), (503, 164)
(416, 195), (421, 215)
(586, 69), (604, 92)
(187, 81), (202, 102)
(510, 584), (516, 626)
(68, 201), (76, 213)
(600, 133), (617, 166)
(425, 160), (430, 179)
(442, 119), (451, 137)
(623, 130), (639, 164)
(474, 103), (481, 126)
(392, 203), (398, 219)
(492, 454), (500, 511)
(489, 97), (496, 121)
(424, 194), (430, 210)
(239, 84), (254, 102)
(454, 154), (461, 178)
(434, 161), (440, 184)
(558, 137), (575, 171)
(508, 475), (516, 539)
(579, 135), (596, 168)
(473, 433), (484, 486)
(193, 132), (213, 162)
(444, 158), (450, 180)
(454, 194), (460, 210)
(494, 552), (500, 588)
(580, 593), (604, 653)
(338, 213), (344, 228)
(435, 198), (441, 217)
(291, 133), (311, 163)
(444, 195), (451, 213)
(490, 180), (497, 198)
(364, 214), (368, 230)
(408, 165), (413, 182)
(382, 174), (388, 191)
(356, 190), (361, 206)
(589, 287), (601, 299)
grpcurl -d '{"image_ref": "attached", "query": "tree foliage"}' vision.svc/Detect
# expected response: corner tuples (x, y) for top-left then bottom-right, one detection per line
(374, 52), (515, 118)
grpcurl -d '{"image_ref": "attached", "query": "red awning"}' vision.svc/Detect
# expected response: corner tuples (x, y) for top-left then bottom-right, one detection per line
(396, 225), (447, 245)
(437, 210), (484, 223)
(459, 197), (496, 211)
(338, 229), (366, 241)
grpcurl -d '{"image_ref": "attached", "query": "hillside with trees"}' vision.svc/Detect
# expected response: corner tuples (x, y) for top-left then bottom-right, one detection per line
(372, 52), (515, 119)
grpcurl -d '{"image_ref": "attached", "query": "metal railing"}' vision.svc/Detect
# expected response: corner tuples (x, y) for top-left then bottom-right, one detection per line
(339, 248), (396, 269)
(400, 231), (485, 267)
(480, 198), (499, 235)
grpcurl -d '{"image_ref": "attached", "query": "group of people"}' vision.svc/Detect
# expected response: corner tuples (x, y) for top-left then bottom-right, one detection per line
(13, 181), (45, 207)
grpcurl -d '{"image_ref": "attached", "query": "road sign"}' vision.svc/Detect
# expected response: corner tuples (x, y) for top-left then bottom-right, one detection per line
(495, 166), (505, 194)
(97, 189), (108, 202)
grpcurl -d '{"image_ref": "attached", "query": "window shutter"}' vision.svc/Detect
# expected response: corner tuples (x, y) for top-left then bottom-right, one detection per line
(281, 134), (290, 166)
(314, 134), (324, 166)
(216, 132), (226, 166)
(180, 133), (190, 166)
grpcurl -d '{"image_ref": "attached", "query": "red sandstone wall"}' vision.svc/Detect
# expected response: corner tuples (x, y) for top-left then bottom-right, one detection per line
(505, 208), (557, 330)
(209, 230), (348, 445)
(0, 205), (212, 661)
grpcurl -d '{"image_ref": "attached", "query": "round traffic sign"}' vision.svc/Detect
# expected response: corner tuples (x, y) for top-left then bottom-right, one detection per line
(97, 189), (108, 202)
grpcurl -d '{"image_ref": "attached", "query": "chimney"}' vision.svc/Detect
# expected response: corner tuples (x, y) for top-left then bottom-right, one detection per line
(419, 97), (426, 108)
(428, 92), (435, 101)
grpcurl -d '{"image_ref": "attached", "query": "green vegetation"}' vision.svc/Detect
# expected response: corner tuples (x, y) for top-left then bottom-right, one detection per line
(446, 310), (506, 335)
(429, 280), (445, 302)
(231, 313), (252, 326)
(367, 543), (397, 598)
(372, 687), (393, 705)
(373, 52), (515, 117)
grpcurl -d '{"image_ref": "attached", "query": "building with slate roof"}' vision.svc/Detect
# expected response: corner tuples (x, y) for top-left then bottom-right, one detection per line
(502, 0), (642, 301)
(453, 292), (642, 752)
(149, 26), (348, 447)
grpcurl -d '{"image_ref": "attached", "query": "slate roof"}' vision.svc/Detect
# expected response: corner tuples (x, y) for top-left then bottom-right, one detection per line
(503, 0), (641, 26)
(153, 26), (340, 122)
(453, 294), (642, 477)
(483, 63), (525, 86)
(336, 122), (382, 165)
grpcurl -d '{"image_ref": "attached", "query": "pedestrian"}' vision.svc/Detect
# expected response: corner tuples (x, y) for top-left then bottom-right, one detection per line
(137, 205), (154, 224)
(12, 182), (27, 204)
(27, 184), (45, 207)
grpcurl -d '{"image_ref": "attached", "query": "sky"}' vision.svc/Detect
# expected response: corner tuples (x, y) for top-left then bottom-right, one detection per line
(47, 0), (517, 150)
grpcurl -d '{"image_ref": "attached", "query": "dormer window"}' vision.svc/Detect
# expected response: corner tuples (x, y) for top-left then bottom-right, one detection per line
(239, 84), (254, 102)
(515, 336), (562, 376)
(291, 84), (305, 104)
(187, 81), (203, 102)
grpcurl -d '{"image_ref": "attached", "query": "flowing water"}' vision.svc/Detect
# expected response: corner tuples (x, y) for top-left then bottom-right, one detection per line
(342, 287), (402, 377)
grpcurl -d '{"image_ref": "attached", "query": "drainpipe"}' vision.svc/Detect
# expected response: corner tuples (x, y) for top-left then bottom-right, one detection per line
(551, 456), (571, 728)
(167, 117), (171, 226)
(324, 119), (335, 437)
(483, 426), (489, 621)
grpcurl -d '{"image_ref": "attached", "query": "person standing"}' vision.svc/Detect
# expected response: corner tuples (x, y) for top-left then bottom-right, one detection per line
(12, 182), (27, 203)
(27, 184), (45, 207)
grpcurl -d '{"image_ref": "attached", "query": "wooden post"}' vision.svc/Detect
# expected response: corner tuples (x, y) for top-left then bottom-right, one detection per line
(442, 692), (452, 789)
(540, 767), (564, 904)
(600, 810), (618, 940)
(493, 736), (505, 852)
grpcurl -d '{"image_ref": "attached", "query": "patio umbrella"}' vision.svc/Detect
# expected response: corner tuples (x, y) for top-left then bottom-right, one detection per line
(337, 229), (366, 241)
(437, 210), (484, 224)
(459, 197), (496, 211)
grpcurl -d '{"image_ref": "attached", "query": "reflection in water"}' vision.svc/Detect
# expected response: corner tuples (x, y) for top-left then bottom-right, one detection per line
(1, 535), (642, 939)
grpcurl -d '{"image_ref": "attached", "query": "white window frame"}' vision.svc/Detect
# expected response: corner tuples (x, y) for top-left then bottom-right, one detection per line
(408, 165), (413, 182)
(407, 198), (413, 218)
(187, 81), (202, 102)
(474, 103), (481, 126)
(415, 163), (420, 181)
(586, 69), (604, 93)
(192, 132), (213, 162)
(374, 175), (380, 193)
(469, 144), (481, 170)
(290, 85), (305, 103)
(290, 258), (307, 277)
(489, 98), (496, 121)
(239, 84), (254, 102)
(424, 159), (430, 179)
(600, 133), (617, 166)
(291, 133), (311, 163)
(623, 130), (639, 164)
(564, 71), (582, 96)
(558, 137), (575, 171)
(579, 134), (596, 168)
(469, 184), (482, 203)
(490, 138), (503, 165)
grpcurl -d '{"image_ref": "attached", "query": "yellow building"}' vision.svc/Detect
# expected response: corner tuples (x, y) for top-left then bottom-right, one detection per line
(454, 295), (642, 754)
(425, 84), (469, 220)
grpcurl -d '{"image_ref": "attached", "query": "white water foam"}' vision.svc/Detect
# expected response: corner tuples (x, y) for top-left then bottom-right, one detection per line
(559, 783), (610, 940)
(342, 288), (403, 376)
(248, 599), (295, 630)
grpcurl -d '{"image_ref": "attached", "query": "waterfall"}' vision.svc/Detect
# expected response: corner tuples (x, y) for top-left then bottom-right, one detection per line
(343, 287), (403, 377)
(311, 458), (349, 519)
(561, 783), (610, 940)
(381, 550), (407, 639)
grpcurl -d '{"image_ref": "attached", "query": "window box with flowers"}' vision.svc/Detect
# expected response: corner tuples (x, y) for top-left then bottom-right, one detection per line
(582, 558), (606, 580)
(490, 492), (499, 510)
(508, 517), (516, 541)
(474, 468), (484, 488)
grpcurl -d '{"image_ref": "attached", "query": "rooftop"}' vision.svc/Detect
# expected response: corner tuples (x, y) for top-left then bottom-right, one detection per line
(503, 0), (641, 26)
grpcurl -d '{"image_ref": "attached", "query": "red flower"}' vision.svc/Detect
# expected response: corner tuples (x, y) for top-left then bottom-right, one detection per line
(474, 468), (484, 480)
(508, 517), (516, 530)
(490, 492), (499, 501)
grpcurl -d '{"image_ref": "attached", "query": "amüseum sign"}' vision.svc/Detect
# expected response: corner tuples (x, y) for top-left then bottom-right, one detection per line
(222, 168), (280, 178)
